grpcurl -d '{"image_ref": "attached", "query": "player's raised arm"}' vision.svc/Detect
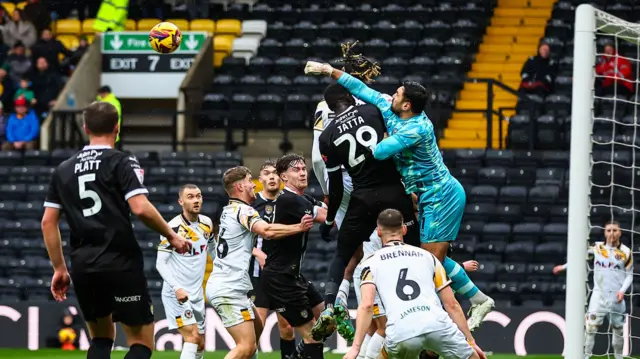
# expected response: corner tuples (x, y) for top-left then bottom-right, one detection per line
(305, 62), (390, 113)
(251, 215), (314, 239)
(371, 121), (422, 160)
(311, 102), (330, 196)
(318, 134), (344, 228)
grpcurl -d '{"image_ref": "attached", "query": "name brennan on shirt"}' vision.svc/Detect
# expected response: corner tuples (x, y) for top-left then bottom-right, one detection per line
(379, 249), (424, 261)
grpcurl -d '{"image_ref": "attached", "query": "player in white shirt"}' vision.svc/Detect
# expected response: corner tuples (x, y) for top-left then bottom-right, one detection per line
(345, 209), (486, 359)
(553, 220), (633, 359)
(156, 184), (214, 359)
(206, 166), (314, 359)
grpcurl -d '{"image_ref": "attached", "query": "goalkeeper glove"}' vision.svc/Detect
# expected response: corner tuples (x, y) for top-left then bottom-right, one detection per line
(304, 61), (334, 76)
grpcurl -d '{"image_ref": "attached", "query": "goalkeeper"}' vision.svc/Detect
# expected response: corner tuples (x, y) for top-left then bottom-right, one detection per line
(305, 58), (495, 331)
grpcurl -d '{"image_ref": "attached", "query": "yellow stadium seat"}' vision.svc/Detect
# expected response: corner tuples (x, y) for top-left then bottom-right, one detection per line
(472, 63), (503, 73)
(213, 52), (227, 67)
(16, 2), (27, 10)
(55, 19), (81, 35)
(82, 19), (96, 34)
(494, 8), (550, 18)
(479, 44), (512, 54)
(1, 2), (15, 14)
(483, 35), (516, 45)
(503, 63), (523, 73)
(524, 18), (548, 26)
(475, 53), (508, 63)
(214, 35), (234, 54)
(125, 19), (137, 30)
(487, 27), (543, 36)
(215, 19), (241, 36)
(516, 36), (541, 45)
(137, 18), (162, 31)
(85, 35), (95, 44)
(512, 44), (536, 54)
(498, 0), (528, 7)
(501, 73), (523, 82)
(190, 19), (215, 33)
(166, 19), (190, 32)
(492, 17), (521, 26)
(57, 35), (79, 50)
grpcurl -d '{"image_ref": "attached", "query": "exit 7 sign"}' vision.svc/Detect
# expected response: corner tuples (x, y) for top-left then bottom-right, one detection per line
(102, 31), (208, 54)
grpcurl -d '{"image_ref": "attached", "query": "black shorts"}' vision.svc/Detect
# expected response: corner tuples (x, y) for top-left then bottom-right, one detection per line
(260, 271), (323, 327)
(339, 183), (419, 257)
(249, 275), (271, 309)
(71, 268), (154, 326)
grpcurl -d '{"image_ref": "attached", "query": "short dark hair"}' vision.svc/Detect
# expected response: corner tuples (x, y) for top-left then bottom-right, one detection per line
(83, 101), (119, 135)
(222, 166), (252, 194)
(377, 209), (404, 231)
(179, 184), (199, 197)
(605, 220), (620, 227)
(324, 84), (354, 112)
(98, 85), (112, 94)
(276, 154), (305, 175)
(260, 160), (276, 172)
(402, 81), (428, 114)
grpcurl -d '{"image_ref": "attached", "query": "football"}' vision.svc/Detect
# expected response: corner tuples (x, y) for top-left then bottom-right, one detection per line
(149, 22), (182, 54)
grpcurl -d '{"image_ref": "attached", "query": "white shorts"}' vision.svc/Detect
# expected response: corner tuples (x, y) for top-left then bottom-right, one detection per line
(162, 292), (206, 334)
(587, 291), (626, 328)
(353, 263), (385, 318)
(209, 294), (256, 328)
(385, 324), (474, 359)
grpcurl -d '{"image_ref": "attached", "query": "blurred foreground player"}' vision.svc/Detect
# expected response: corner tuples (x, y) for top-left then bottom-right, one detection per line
(41, 101), (191, 359)
(345, 209), (486, 359)
(305, 59), (495, 331)
(156, 184), (214, 359)
(250, 160), (296, 359)
(553, 220), (632, 359)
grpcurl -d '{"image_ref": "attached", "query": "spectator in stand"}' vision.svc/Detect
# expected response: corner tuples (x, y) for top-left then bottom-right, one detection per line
(187, 0), (209, 19)
(2, 96), (39, 150)
(22, 0), (51, 34)
(2, 9), (37, 48)
(31, 56), (61, 116)
(31, 27), (71, 72)
(519, 41), (557, 97)
(3, 41), (32, 86)
(596, 42), (635, 97)
(96, 85), (122, 143)
(62, 35), (89, 74)
(14, 77), (36, 106)
(0, 33), (10, 68)
(0, 68), (15, 108)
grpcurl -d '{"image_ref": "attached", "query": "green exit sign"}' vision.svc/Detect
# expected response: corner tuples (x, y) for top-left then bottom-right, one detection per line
(102, 31), (207, 54)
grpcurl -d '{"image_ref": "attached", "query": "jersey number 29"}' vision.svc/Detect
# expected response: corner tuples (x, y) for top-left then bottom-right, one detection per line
(333, 125), (378, 167)
(78, 174), (102, 217)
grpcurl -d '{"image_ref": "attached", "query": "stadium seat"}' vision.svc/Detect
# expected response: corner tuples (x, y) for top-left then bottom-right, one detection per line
(125, 19), (137, 31)
(137, 18), (162, 31)
(57, 35), (80, 51)
(81, 19), (96, 34)
(190, 19), (215, 33)
(216, 19), (242, 36)
(166, 19), (189, 32)
(55, 19), (81, 35)
(1, 2), (15, 14)
(232, 36), (260, 62)
(242, 20), (267, 38)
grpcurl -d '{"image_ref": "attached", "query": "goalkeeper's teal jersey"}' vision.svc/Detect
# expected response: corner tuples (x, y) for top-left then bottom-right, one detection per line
(337, 73), (451, 194)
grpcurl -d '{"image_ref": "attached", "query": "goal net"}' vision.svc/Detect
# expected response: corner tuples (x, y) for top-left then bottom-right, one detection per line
(568, 4), (640, 359)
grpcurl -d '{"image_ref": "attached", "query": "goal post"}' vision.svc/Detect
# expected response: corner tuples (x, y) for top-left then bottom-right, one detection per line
(568, 4), (640, 358)
(566, 4), (595, 359)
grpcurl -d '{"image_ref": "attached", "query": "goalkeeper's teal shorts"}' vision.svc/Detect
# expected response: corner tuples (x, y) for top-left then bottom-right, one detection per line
(417, 177), (466, 244)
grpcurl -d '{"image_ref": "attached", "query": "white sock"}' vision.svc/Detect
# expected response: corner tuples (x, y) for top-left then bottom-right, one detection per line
(336, 279), (351, 305)
(584, 329), (596, 356)
(195, 351), (204, 359)
(181, 342), (199, 359)
(469, 291), (490, 305)
(250, 349), (258, 359)
(612, 327), (624, 359)
(357, 334), (371, 359)
(365, 333), (384, 359)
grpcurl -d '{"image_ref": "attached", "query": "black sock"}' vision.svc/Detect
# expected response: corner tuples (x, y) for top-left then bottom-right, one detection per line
(325, 253), (350, 305)
(88, 337), (114, 359)
(124, 343), (152, 359)
(294, 341), (305, 359)
(323, 281), (338, 307)
(303, 342), (324, 359)
(280, 338), (295, 359)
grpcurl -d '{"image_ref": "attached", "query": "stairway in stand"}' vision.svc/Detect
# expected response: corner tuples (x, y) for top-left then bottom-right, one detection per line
(439, 0), (556, 149)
